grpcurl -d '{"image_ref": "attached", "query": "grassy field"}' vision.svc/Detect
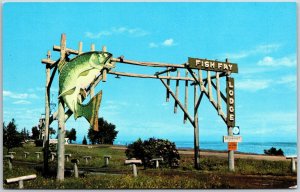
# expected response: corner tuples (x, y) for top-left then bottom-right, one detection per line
(3, 143), (297, 189)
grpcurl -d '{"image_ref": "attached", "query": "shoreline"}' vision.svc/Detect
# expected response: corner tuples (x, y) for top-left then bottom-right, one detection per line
(68, 144), (293, 162)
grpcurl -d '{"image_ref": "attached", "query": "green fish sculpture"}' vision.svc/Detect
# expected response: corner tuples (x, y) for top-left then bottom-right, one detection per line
(58, 51), (114, 131)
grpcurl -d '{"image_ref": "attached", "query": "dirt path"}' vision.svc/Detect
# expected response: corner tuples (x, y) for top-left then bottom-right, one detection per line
(111, 146), (291, 161)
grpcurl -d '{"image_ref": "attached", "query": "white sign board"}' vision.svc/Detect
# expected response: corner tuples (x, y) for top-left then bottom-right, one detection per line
(49, 138), (69, 144)
(223, 136), (242, 143)
(64, 138), (69, 145)
(49, 139), (58, 144)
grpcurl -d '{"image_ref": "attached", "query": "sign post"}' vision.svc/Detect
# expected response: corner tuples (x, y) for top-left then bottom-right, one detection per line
(226, 69), (236, 171)
(228, 142), (238, 151)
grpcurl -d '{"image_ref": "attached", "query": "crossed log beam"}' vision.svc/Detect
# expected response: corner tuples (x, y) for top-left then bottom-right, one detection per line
(42, 41), (230, 172)
(43, 53), (228, 125)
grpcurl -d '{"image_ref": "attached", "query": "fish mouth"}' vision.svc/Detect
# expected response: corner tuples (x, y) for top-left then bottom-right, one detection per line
(104, 61), (115, 69)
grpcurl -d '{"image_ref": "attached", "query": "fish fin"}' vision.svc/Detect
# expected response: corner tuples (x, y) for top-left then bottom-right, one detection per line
(58, 87), (76, 98)
(79, 88), (87, 98)
(76, 90), (102, 131)
(78, 69), (90, 77)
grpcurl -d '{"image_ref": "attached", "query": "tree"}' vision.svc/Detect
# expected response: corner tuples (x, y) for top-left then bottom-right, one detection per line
(66, 128), (76, 143)
(82, 136), (87, 145)
(31, 126), (40, 140)
(3, 119), (23, 153)
(21, 127), (30, 142)
(87, 117), (118, 144)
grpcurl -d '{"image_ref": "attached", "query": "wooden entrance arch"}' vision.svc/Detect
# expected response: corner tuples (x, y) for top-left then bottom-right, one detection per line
(41, 34), (238, 180)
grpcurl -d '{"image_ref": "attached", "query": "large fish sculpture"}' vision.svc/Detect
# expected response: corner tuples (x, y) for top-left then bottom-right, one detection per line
(58, 51), (114, 131)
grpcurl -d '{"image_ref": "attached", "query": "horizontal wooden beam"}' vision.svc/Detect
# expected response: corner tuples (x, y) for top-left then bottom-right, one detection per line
(111, 58), (186, 69)
(6, 174), (37, 183)
(42, 59), (56, 65)
(53, 45), (79, 55)
(108, 71), (195, 81)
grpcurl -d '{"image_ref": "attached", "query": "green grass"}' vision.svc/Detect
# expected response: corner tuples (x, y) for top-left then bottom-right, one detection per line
(3, 144), (296, 189)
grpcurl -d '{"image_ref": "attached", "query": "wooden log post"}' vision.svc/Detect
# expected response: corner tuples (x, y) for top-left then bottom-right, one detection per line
(90, 44), (96, 98)
(5, 174), (36, 189)
(226, 58), (235, 172)
(216, 72), (222, 115)
(166, 67), (170, 102)
(150, 157), (163, 168)
(104, 155), (111, 166)
(91, 43), (95, 51)
(43, 50), (51, 175)
(65, 154), (72, 162)
(228, 127), (234, 171)
(5, 155), (14, 170)
(125, 158), (142, 177)
(71, 159), (79, 178)
(78, 42), (83, 55)
(184, 70), (189, 123)
(194, 84), (200, 169)
(286, 156), (297, 173)
(159, 78), (194, 125)
(35, 152), (42, 160)
(83, 156), (92, 165)
(23, 152), (29, 159)
(102, 46), (107, 82)
(50, 152), (56, 161)
(198, 69), (204, 92)
(57, 33), (66, 181)
(174, 70), (180, 113)
(207, 71), (213, 101)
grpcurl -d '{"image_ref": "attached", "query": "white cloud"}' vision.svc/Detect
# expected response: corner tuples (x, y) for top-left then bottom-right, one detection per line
(255, 44), (281, 54)
(222, 43), (281, 60)
(276, 75), (296, 88)
(257, 55), (296, 67)
(149, 38), (176, 48)
(13, 100), (31, 105)
(86, 27), (148, 39)
(149, 42), (158, 48)
(3, 90), (39, 99)
(236, 73), (296, 92)
(236, 79), (271, 91)
(162, 38), (174, 46)
(3, 107), (44, 130)
(112, 27), (148, 36)
(85, 31), (111, 39)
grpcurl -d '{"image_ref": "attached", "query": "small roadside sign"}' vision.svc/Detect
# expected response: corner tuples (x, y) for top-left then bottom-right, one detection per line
(49, 139), (58, 144)
(232, 126), (240, 135)
(223, 136), (242, 143)
(228, 142), (238, 151)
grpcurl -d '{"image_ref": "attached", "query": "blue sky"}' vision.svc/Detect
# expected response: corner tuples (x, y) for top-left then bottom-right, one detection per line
(2, 2), (297, 145)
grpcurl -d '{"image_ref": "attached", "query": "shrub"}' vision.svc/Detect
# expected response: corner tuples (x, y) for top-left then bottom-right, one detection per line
(125, 137), (180, 168)
(35, 139), (43, 147)
(264, 147), (284, 156)
(82, 136), (87, 145)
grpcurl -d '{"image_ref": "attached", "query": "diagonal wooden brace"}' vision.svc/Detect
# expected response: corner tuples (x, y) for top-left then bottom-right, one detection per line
(159, 77), (195, 126)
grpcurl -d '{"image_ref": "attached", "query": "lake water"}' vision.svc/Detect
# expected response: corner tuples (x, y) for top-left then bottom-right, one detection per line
(114, 140), (297, 156)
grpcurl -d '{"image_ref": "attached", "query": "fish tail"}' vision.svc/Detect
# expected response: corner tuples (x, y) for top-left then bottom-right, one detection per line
(76, 91), (102, 131)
